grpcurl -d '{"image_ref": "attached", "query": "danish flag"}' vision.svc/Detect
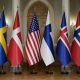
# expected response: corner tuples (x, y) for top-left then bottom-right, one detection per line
(71, 11), (80, 67)
(8, 10), (23, 67)
(56, 12), (71, 66)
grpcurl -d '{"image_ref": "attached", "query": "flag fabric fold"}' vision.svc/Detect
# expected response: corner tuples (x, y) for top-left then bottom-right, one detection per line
(56, 12), (71, 66)
(8, 10), (23, 67)
(24, 13), (41, 66)
(0, 10), (7, 65)
(40, 11), (55, 66)
(71, 11), (80, 67)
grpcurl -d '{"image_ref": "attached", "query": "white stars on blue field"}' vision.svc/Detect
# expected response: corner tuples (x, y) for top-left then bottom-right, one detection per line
(29, 13), (39, 33)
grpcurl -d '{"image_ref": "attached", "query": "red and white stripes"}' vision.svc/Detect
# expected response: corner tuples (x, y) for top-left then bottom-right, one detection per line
(25, 30), (41, 65)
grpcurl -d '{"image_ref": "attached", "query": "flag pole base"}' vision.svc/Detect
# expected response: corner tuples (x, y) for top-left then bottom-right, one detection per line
(14, 72), (22, 74)
(61, 65), (71, 74)
(61, 71), (69, 74)
(30, 65), (37, 74)
(0, 71), (6, 74)
(46, 71), (53, 74)
(10, 64), (22, 74)
(46, 65), (53, 74)
(0, 65), (6, 74)
(76, 67), (80, 74)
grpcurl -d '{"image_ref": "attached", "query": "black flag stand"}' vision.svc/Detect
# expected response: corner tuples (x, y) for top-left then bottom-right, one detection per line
(76, 66), (80, 74)
(46, 64), (53, 74)
(0, 65), (6, 74)
(29, 65), (37, 74)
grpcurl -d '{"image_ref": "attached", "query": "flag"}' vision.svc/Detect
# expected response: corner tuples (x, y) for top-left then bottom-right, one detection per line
(71, 11), (80, 67)
(56, 12), (71, 66)
(24, 13), (41, 66)
(0, 10), (7, 65)
(40, 11), (55, 66)
(8, 10), (23, 67)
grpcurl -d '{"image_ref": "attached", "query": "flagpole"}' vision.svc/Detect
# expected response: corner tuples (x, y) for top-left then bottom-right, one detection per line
(27, 11), (40, 74)
(1, 5), (4, 73)
(29, 9), (38, 74)
(9, 2), (23, 74)
(11, 6), (22, 74)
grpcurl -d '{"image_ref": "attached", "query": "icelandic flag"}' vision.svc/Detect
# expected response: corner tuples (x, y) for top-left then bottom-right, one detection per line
(40, 11), (55, 66)
(71, 11), (80, 67)
(56, 12), (71, 66)
(0, 10), (7, 65)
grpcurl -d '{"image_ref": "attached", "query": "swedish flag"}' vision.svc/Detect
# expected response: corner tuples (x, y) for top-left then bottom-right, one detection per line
(0, 10), (7, 65)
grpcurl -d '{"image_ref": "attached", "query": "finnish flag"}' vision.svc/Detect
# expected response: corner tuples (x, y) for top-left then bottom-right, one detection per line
(40, 11), (55, 66)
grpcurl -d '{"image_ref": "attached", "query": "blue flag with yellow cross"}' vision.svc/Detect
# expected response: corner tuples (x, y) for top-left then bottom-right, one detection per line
(0, 10), (7, 65)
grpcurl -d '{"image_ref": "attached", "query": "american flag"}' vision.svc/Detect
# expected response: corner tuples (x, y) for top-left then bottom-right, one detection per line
(25, 13), (41, 66)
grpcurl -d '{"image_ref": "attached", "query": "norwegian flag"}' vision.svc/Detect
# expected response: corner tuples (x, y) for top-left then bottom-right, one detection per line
(56, 12), (71, 66)
(8, 10), (24, 67)
(71, 11), (80, 67)
(24, 13), (41, 66)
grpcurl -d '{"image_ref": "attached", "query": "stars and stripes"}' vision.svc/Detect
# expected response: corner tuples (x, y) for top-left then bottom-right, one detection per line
(71, 11), (80, 66)
(25, 13), (41, 66)
(56, 12), (71, 66)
